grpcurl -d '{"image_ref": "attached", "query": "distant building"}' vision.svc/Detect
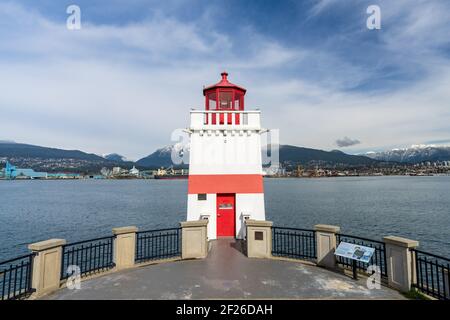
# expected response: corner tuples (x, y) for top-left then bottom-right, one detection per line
(129, 166), (139, 176)
(1, 162), (47, 179)
(112, 167), (123, 175)
(47, 173), (80, 179)
(157, 168), (167, 176)
(100, 167), (111, 177)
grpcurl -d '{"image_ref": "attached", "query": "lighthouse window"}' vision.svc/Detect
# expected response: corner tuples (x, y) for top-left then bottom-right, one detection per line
(207, 92), (217, 109)
(234, 92), (242, 110)
(197, 194), (207, 201)
(219, 91), (233, 109)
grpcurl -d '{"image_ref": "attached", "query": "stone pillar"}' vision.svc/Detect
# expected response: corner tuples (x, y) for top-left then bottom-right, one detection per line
(112, 226), (138, 270)
(444, 270), (450, 299)
(28, 239), (66, 297)
(383, 236), (419, 292)
(245, 220), (273, 259)
(314, 224), (340, 268)
(180, 220), (208, 259)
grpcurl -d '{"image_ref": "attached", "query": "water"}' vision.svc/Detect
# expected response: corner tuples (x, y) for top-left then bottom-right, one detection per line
(0, 176), (449, 262)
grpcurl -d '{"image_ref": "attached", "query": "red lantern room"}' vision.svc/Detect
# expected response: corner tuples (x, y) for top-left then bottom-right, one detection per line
(203, 72), (246, 111)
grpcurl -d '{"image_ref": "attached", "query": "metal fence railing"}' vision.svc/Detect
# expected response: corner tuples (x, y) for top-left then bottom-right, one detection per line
(135, 228), (181, 263)
(272, 227), (316, 261)
(60, 236), (115, 280)
(412, 249), (450, 300)
(336, 233), (387, 277)
(0, 253), (35, 300)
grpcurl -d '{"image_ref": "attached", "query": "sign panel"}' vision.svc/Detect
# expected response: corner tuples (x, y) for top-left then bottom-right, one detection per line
(335, 242), (375, 263)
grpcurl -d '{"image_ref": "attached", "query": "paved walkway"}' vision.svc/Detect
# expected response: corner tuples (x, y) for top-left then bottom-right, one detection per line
(46, 239), (405, 300)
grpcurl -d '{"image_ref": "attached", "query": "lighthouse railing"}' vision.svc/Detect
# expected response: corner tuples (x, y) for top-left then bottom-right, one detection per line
(190, 110), (261, 130)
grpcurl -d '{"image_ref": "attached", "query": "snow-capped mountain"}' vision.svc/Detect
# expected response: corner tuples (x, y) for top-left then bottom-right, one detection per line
(365, 145), (450, 163)
(136, 143), (190, 168)
(103, 153), (127, 162)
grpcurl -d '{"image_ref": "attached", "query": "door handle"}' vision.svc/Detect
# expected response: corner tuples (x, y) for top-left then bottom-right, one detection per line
(218, 214), (221, 217)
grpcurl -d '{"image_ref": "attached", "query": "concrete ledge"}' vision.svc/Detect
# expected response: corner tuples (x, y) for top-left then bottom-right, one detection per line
(180, 220), (208, 228)
(28, 239), (66, 251)
(245, 219), (273, 227)
(112, 226), (138, 235)
(383, 236), (419, 248)
(314, 224), (340, 233)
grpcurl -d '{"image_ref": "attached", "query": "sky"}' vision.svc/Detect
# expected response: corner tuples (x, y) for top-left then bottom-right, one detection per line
(1, 0), (450, 160)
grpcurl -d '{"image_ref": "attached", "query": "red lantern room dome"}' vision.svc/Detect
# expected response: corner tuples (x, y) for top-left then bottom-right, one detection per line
(203, 72), (246, 111)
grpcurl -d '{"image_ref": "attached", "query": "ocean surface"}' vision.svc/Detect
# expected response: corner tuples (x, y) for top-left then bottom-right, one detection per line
(0, 176), (449, 262)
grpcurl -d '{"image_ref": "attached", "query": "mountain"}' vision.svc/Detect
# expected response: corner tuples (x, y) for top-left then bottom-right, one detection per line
(136, 144), (188, 168)
(0, 142), (105, 161)
(278, 145), (380, 168)
(0, 141), (385, 173)
(0, 142), (133, 173)
(136, 144), (379, 169)
(365, 145), (450, 163)
(103, 153), (127, 162)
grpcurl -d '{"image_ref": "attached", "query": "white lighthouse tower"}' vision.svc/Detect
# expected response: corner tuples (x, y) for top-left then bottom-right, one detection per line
(186, 72), (265, 240)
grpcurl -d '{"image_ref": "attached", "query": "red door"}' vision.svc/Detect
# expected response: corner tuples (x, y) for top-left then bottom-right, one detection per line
(216, 194), (235, 237)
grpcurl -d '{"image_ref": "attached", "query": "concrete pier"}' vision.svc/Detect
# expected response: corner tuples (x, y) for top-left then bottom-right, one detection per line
(45, 239), (405, 300)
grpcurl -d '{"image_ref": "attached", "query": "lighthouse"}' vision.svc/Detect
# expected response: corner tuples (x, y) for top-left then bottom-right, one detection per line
(186, 72), (266, 240)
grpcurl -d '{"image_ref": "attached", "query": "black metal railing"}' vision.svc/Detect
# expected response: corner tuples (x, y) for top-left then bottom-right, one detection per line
(60, 236), (115, 280)
(412, 249), (450, 300)
(272, 227), (316, 261)
(135, 228), (181, 263)
(336, 233), (387, 277)
(0, 253), (35, 300)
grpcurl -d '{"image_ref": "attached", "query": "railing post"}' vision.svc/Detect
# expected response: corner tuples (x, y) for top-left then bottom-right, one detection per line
(28, 239), (66, 297)
(112, 226), (138, 270)
(444, 270), (450, 299)
(383, 236), (419, 293)
(180, 220), (208, 259)
(245, 220), (273, 259)
(314, 224), (340, 268)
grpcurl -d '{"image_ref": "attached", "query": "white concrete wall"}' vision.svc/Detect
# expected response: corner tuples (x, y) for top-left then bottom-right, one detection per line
(187, 193), (216, 240)
(189, 130), (263, 175)
(187, 193), (265, 240)
(235, 193), (265, 239)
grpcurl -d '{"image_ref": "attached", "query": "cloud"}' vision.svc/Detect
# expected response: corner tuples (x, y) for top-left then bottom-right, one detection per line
(336, 137), (361, 148)
(0, 1), (450, 159)
(308, 0), (341, 17)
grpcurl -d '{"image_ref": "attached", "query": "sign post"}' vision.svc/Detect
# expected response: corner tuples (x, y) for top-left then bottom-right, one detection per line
(335, 242), (375, 280)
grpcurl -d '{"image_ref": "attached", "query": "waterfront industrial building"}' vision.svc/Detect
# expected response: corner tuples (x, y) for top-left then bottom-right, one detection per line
(0, 161), (48, 179)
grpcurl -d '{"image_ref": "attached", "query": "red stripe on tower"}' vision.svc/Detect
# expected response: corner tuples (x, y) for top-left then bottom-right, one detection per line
(188, 174), (264, 194)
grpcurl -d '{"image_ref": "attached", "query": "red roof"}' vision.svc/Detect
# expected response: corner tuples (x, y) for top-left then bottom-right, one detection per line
(203, 72), (246, 95)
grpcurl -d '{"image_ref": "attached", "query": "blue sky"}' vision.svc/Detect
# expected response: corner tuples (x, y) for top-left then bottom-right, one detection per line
(1, 0), (450, 159)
